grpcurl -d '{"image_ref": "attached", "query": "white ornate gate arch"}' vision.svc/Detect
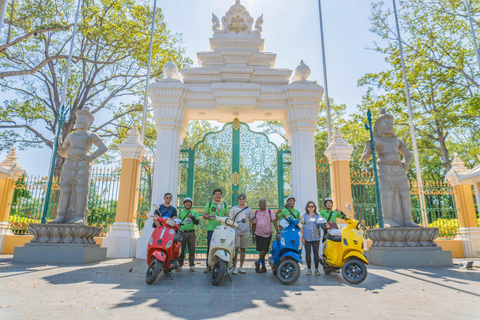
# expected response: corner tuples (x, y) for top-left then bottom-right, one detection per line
(137, 0), (324, 257)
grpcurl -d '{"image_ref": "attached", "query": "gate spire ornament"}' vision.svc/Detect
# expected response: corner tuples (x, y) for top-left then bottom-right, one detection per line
(212, 0), (262, 35)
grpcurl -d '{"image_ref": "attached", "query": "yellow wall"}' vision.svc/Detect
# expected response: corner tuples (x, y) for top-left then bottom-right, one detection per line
(2, 235), (33, 254)
(0, 178), (15, 223)
(329, 161), (354, 218)
(453, 184), (477, 228)
(364, 238), (464, 258)
(115, 158), (141, 223)
(3, 235), (105, 254)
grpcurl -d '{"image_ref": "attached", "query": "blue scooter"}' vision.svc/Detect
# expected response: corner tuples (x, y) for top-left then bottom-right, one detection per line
(268, 215), (303, 285)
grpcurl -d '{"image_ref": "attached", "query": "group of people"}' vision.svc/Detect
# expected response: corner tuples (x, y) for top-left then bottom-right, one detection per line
(153, 188), (344, 276)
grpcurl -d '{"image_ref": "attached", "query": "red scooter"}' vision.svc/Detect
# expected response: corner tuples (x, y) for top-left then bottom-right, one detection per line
(145, 209), (184, 284)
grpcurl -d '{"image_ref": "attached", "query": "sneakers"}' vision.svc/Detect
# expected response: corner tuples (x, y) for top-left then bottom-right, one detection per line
(239, 267), (246, 274)
(306, 269), (312, 275)
(315, 269), (321, 276)
(255, 260), (261, 273)
(175, 267), (182, 272)
(232, 266), (238, 275)
(189, 266), (195, 272)
(204, 266), (212, 274)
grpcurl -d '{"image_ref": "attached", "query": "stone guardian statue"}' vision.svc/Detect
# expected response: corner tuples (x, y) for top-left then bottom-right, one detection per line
(361, 108), (420, 228)
(50, 107), (107, 224)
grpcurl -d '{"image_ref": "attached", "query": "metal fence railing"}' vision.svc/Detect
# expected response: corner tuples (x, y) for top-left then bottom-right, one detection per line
(9, 168), (120, 235)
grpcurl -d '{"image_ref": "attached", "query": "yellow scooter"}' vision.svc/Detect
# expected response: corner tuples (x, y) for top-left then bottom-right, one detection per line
(320, 204), (368, 284)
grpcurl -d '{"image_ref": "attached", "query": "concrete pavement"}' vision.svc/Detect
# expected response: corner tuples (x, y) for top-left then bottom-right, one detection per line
(0, 256), (479, 319)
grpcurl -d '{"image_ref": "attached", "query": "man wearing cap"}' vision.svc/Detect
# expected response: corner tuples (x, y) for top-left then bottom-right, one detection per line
(319, 198), (344, 229)
(276, 196), (301, 224)
(177, 197), (199, 272)
(229, 193), (253, 275)
(203, 188), (229, 273)
(50, 107), (107, 224)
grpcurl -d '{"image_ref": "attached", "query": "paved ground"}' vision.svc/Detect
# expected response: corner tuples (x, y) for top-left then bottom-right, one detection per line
(0, 255), (479, 320)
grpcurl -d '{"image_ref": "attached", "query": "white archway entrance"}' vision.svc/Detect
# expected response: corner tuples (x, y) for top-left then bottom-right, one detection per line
(136, 0), (324, 257)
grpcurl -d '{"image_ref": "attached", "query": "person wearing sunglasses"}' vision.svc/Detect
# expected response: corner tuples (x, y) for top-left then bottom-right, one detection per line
(301, 201), (322, 276)
(153, 192), (178, 228)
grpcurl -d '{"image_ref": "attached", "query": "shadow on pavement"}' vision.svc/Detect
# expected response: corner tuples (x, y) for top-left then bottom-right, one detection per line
(14, 259), (397, 319)
(390, 267), (480, 298)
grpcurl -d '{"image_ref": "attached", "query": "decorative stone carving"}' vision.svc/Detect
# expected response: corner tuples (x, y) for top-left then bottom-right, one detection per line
(292, 60), (311, 83)
(361, 108), (420, 228)
(324, 128), (354, 163)
(0, 148), (25, 179)
(212, 0), (262, 35)
(118, 127), (147, 161)
(367, 227), (439, 248)
(49, 107), (108, 224)
(29, 223), (101, 244)
(162, 58), (181, 81)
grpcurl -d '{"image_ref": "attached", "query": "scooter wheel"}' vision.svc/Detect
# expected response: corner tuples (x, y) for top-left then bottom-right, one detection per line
(342, 258), (367, 284)
(211, 260), (226, 286)
(145, 258), (163, 284)
(277, 259), (300, 285)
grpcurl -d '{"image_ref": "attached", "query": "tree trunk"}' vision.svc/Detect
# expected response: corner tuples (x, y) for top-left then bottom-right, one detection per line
(437, 133), (451, 172)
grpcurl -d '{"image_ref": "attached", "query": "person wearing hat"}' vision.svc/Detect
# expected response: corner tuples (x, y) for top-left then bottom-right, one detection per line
(319, 198), (344, 229)
(203, 188), (229, 273)
(177, 197), (199, 272)
(229, 193), (253, 275)
(276, 196), (301, 224)
(50, 107), (107, 224)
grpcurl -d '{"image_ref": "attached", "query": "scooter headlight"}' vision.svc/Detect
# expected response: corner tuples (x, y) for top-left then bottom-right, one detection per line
(225, 218), (234, 226)
(166, 218), (176, 227)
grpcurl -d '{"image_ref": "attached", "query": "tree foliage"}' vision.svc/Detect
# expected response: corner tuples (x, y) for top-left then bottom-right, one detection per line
(0, 0), (192, 175)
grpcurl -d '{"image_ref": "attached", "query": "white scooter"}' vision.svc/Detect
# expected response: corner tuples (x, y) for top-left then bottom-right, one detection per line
(208, 216), (245, 286)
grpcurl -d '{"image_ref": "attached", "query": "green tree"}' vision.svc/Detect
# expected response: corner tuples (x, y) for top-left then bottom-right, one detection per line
(0, 0), (192, 175)
(358, 0), (480, 178)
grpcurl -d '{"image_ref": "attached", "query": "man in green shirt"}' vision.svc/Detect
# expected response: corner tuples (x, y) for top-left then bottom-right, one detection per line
(177, 197), (199, 272)
(203, 188), (229, 273)
(276, 196), (301, 223)
(319, 198), (344, 229)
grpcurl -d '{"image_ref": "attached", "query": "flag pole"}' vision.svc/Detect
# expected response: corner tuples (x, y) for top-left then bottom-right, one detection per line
(140, 0), (157, 143)
(392, 0), (428, 227)
(317, 0), (332, 143)
(0, 0), (8, 34)
(465, 0), (480, 72)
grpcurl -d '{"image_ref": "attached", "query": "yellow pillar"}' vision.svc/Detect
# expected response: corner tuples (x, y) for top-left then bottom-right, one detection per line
(324, 128), (354, 218)
(445, 154), (480, 258)
(0, 149), (24, 253)
(102, 128), (147, 258)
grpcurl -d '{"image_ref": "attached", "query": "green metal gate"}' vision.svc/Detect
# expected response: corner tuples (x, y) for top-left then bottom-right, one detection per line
(177, 118), (291, 253)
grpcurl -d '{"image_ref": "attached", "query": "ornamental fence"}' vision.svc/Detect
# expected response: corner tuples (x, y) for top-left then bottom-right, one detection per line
(350, 171), (472, 238)
(8, 158), (472, 239)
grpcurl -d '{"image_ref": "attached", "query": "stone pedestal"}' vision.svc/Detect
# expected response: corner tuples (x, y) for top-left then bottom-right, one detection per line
(13, 224), (107, 264)
(365, 227), (453, 267)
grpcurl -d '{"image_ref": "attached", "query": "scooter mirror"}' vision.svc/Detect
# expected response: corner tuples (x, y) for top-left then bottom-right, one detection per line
(241, 218), (246, 223)
(279, 220), (289, 228)
(152, 203), (159, 210)
(345, 203), (352, 211)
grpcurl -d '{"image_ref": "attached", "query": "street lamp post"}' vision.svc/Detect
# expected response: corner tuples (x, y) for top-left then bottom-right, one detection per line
(317, 0), (332, 143)
(140, 0), (158, 143)
(392, 0), (428, 227)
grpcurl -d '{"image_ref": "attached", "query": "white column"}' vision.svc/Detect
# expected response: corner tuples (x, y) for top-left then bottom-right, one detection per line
(136, 60), (188, 259)
(283, 79), (323, 211)
(102, 128), (146, 258)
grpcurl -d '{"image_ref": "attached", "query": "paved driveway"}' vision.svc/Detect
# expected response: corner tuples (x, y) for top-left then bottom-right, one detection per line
(0, 256), (479, 319)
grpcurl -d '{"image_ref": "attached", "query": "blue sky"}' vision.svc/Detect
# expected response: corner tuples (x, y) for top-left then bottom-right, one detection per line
(4, 0), (392, 175)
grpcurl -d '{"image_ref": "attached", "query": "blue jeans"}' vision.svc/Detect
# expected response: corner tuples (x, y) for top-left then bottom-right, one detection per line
(206, 230), (214, 265)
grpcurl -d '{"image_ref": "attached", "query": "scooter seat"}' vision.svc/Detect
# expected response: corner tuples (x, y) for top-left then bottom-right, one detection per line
(173, 233), (182, 243)
(326, 233), (342, 242)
